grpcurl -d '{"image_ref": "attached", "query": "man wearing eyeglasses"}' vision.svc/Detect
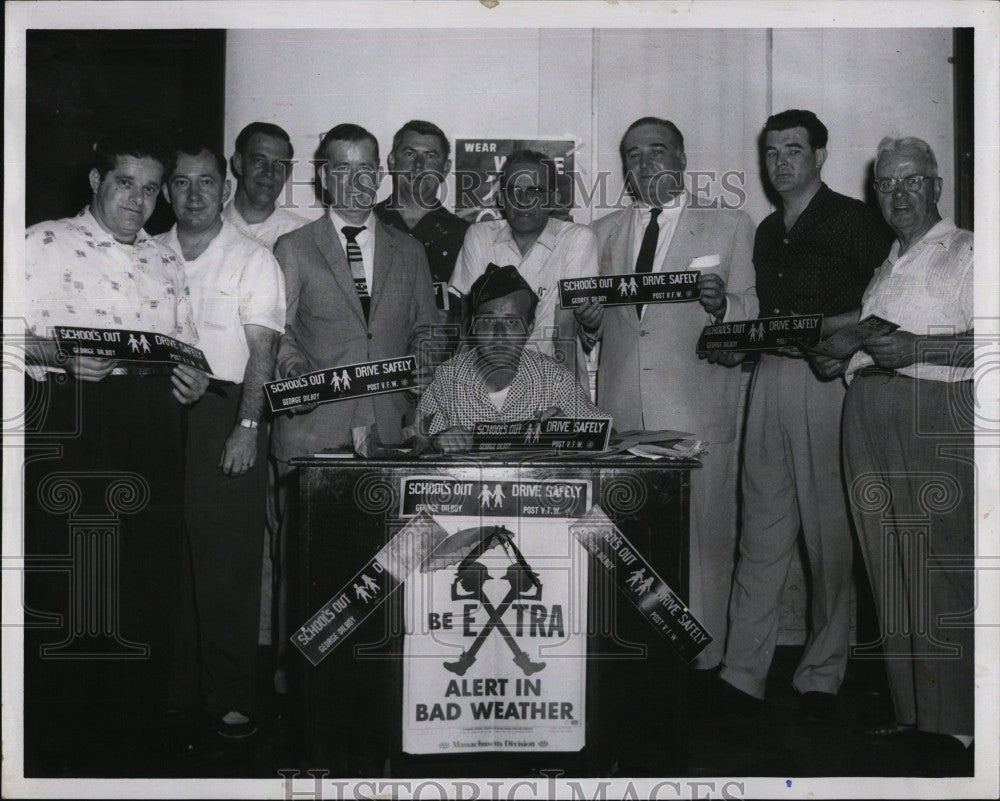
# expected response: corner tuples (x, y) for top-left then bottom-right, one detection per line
(719, 110), (893, 722)
(812, 137), (974, 773)
(418, 263), (605, 453)
(446, 149), (598, 389)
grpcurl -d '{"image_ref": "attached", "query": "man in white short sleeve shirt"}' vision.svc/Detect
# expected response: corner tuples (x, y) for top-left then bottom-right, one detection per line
(157, 142), (285, 739)
(447, 149), (598, 389)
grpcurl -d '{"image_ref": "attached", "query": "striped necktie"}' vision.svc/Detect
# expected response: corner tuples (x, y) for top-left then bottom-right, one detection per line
(634, 207), (661, 318)
(342, 225), (369, 320)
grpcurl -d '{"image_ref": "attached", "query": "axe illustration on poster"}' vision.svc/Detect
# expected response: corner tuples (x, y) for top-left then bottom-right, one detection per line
(423, 525), (547, 678)
(53, 325), (212, 373)
(264, 355), (417, 413)
(292, 512), (448, 666)
(559, 271), (701, 309)
(697, 314), (824, 354)
(570, 506), (712, 662)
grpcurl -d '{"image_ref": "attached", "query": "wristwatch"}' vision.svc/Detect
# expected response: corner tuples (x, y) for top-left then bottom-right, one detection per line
(239, 418), (259, 430)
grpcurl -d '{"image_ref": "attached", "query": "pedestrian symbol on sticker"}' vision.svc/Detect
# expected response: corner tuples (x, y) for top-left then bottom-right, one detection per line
(626, 568), (646, 589)
(478, 483), (506, 509)
(354, 575), (381, 603)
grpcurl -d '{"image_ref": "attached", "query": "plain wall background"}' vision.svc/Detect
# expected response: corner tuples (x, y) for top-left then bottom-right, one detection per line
(225, 27), (956, 226)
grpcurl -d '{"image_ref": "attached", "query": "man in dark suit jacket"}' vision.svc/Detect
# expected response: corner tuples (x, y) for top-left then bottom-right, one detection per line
(269, 123), (438, 689)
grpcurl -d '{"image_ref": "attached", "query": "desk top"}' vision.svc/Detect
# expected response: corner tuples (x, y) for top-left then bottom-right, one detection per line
(293, 454), (701, 470)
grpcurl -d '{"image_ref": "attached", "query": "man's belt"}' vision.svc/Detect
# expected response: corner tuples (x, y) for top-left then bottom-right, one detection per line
(856, 366), (972, 383)
(110, 364), (175, 378)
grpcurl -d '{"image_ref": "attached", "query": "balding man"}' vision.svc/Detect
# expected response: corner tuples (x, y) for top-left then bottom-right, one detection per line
(269, 123), (438, 691)
(819, 137), (974, 774)
(589, 116), (757, 671)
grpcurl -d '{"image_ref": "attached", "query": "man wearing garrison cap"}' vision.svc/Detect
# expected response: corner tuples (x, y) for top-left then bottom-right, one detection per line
(418, 263), (606, 452)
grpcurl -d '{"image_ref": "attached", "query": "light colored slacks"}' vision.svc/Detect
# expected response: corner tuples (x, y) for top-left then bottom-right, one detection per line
(721, 355), (853, 698)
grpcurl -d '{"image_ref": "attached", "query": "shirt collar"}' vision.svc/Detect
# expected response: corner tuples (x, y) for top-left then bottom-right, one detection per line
(915, 217), (957, 247)
(493, 216), (560, 252)
(633, 191), (687, 225)
(329, 208), (373, 233)
(788, 182), (831, 225)
(78, 206), (150, 245)
(160, 220), (231, 261)
(887, 217), (957, 261)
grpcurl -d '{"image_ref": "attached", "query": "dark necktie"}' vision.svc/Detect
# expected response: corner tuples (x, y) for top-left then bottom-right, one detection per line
(342, 225), (369, 320)
(635, 207), (662, 318)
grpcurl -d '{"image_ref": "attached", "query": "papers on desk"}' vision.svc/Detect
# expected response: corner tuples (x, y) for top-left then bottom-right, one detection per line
(598, 430), (705, 460)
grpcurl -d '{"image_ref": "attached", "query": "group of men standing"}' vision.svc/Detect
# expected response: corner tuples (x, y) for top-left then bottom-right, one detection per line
(22, 108), (975, 775)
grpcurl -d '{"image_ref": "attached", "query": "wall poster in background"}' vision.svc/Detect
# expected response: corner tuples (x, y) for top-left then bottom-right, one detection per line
(453, 137), (578, 223)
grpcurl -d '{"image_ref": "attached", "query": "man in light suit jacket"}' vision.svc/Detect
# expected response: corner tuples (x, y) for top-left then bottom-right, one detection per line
(269, 123), (438, 689)
(587, 117), (757, 670)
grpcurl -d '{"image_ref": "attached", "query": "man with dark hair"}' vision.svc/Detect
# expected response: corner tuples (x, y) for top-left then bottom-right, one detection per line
(156, 143), (285, 738)
(223, 120), (307, 249)
(588, 116), (757, 670)
(223, 122), (307, 672)
(269, 122), (438, 688)
(22, 127), (209, 771)
(447, 149), (598, 389)
(376, 120), (470, 291)
(719, 110), (893, 720)
(418, 264), (605, 452)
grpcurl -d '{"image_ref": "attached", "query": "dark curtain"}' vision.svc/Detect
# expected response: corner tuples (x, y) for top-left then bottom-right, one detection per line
(26, 29), (226, 235)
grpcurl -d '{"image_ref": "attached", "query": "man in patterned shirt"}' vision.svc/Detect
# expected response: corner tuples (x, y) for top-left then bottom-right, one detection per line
(22, 127), (209, 773)
(418, 264), (606, 452)
(719, 110), (893, 722)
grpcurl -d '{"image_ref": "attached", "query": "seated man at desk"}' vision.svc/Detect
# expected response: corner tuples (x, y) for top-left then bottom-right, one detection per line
(417, 263), (607, 452)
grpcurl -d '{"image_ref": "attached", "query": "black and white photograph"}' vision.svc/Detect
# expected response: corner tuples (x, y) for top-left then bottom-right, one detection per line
(3, 1), (999, 798)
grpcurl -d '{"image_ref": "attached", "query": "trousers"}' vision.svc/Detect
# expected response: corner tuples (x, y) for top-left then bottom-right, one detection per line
(721, 355), (853, 698)
(843, 372), (974, 736)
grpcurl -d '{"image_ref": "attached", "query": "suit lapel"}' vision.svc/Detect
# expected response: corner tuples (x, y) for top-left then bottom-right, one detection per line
(369, 219), (397, 318)
(604, 210), (641, 331)
(661, 204), (701, 272)
(314, 214), (365, 326)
